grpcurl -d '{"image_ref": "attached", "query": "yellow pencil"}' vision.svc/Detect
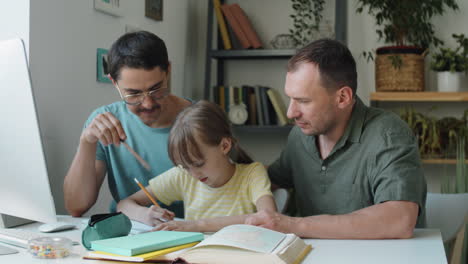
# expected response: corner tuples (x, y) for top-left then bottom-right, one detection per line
(133, 178), (160, 208)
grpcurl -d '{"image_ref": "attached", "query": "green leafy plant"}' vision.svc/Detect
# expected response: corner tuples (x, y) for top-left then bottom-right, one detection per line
(399, 108), (468, 194)
(399, 108), (468, 159)
(289, 0), (324, 48)
(399, 107), (441, 158)
(431, 33), (468, 72)
(441, 110), (468, 193)
(356, 0), (459, 49)
(356, 0), (459, 69)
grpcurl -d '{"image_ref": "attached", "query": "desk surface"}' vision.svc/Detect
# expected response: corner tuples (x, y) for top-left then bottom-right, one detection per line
(0, 216), (447, 264)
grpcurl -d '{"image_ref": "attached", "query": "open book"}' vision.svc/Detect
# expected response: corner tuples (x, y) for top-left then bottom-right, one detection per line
(172, 224), (312, 264)
(84, 224), (311, 264)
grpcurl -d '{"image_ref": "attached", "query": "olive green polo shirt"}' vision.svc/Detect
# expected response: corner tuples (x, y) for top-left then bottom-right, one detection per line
(269, 97), (427, 227)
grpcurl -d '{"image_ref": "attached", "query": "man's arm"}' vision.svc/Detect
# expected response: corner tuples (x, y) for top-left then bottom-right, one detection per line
(63, 138), (107, 217)
(64, 112), (126, 216)
(246, 200), (419, 239)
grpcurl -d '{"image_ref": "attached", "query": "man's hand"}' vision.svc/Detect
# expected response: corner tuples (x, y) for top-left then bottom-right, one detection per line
(82, 112), (126, 146)
(141, 205), (175, 227)
(244, 210), (293, 233)
(152, 220), (198, 232)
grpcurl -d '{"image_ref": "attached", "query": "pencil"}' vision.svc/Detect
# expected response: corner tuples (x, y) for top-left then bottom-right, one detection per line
(121, 141), (151, 171)
(134, 178), (169, 223)
(133, 178), (160, 208)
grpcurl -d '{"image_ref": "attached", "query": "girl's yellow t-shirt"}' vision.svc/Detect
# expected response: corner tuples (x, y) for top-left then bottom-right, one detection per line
(148, 162), (273, 220)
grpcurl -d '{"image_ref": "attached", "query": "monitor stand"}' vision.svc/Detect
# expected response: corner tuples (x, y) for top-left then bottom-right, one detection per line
(0, 245), (18, 255)
(0, 214), (33, 228)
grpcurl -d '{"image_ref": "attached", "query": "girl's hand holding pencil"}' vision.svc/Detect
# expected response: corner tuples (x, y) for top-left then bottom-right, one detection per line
(134, 178), (175, 225)
(144, 205), (174, 226)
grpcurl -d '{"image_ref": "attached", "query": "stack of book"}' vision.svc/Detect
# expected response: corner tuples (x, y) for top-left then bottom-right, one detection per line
(213, 0), (263, 50)
(84, 224), (312, 264)
(213, 85), (290, 126)
(83, 230), (204, 262)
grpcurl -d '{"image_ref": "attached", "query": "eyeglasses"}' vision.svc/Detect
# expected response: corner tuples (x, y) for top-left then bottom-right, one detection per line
(115, 83), (169, 106)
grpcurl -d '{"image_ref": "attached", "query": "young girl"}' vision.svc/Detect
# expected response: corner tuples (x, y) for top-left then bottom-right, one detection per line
(117, 100), (277, 232)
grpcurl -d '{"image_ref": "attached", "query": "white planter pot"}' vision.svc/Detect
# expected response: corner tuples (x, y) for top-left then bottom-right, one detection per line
(436, 71), (468, 92)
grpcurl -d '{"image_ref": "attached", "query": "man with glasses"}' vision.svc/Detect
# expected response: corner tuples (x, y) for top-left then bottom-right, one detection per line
(64, 31), (191, 218)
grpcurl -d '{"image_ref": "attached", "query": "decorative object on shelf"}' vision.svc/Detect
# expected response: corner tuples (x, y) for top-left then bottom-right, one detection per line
(96, 48), (111, 84)
(228, 104), (248, 125)
(356, 0), (459, 92)
(145, 0), (163, 21)
(125, 24), (143, 33)
(375, 47), (427, 92)
(436, 72), (468, 92)
(431, 34), (468, 92)
(94, 0), (122, 17)
(270, 34), (295, 50)
(289, 0), (325, 48)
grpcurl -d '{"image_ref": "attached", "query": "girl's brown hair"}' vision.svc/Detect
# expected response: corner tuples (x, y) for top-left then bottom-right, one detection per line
(168, 100), (253, 167)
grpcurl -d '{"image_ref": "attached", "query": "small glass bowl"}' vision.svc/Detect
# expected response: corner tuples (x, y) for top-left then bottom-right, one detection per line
(28, 237), (72, 258)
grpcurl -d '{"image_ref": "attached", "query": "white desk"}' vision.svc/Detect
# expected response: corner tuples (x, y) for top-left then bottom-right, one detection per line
(0, 216), (447, 264)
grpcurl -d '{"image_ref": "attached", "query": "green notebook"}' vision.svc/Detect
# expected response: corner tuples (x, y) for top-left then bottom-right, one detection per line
(90, 230), (204, 256)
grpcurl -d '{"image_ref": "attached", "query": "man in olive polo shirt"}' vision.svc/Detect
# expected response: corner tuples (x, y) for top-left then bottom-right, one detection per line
(245, 39), (426, 239)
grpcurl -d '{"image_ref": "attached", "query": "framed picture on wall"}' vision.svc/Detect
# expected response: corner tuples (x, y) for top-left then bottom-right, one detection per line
(145, 0), (163, 21)
(94, 0), (122, 17)
(97, 48), (112, 83)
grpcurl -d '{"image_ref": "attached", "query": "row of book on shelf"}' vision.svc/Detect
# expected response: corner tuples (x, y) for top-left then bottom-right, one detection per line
(213, 85), (291, 126)
(83, 224), (312, 263)
(213, 0), (263, 50)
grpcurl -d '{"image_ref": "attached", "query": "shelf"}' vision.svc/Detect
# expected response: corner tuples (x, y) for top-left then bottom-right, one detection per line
(232, 125), (294, 133)
(422, 159), (468, 165)
(209, 49), (296, 59)
(370, 92), (468, 102)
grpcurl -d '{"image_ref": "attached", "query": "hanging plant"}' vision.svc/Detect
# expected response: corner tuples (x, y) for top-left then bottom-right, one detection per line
(289, 0), (325, 48)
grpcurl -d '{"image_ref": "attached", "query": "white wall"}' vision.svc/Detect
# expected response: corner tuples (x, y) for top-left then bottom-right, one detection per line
(0, 0), (30, 55)
(26, 0), (189, 215)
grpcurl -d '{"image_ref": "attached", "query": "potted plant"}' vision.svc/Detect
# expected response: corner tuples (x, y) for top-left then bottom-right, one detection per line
(356, 0), (459, 92)
(431, 34), (468, 92)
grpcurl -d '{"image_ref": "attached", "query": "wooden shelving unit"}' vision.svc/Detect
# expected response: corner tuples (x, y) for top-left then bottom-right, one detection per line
(209, 49), (296, 59)
(232, 125), (293, 133)
(203, 0), (347, 130)
(370, 92), (468, 102)
(370, 91), (468, 166)
(422, 159), (468, 165)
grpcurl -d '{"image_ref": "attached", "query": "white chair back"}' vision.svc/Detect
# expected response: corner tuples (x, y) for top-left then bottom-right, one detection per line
(426, 192), (468, 242)
(273, 188), (290, 214)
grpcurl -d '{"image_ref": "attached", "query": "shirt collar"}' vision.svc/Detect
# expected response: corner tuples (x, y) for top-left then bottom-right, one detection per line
(329, 96), (367, 156)
(342, 96), (367, 144)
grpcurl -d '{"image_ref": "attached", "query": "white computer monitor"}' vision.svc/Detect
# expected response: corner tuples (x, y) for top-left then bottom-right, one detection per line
(0, 38), (57, 227)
